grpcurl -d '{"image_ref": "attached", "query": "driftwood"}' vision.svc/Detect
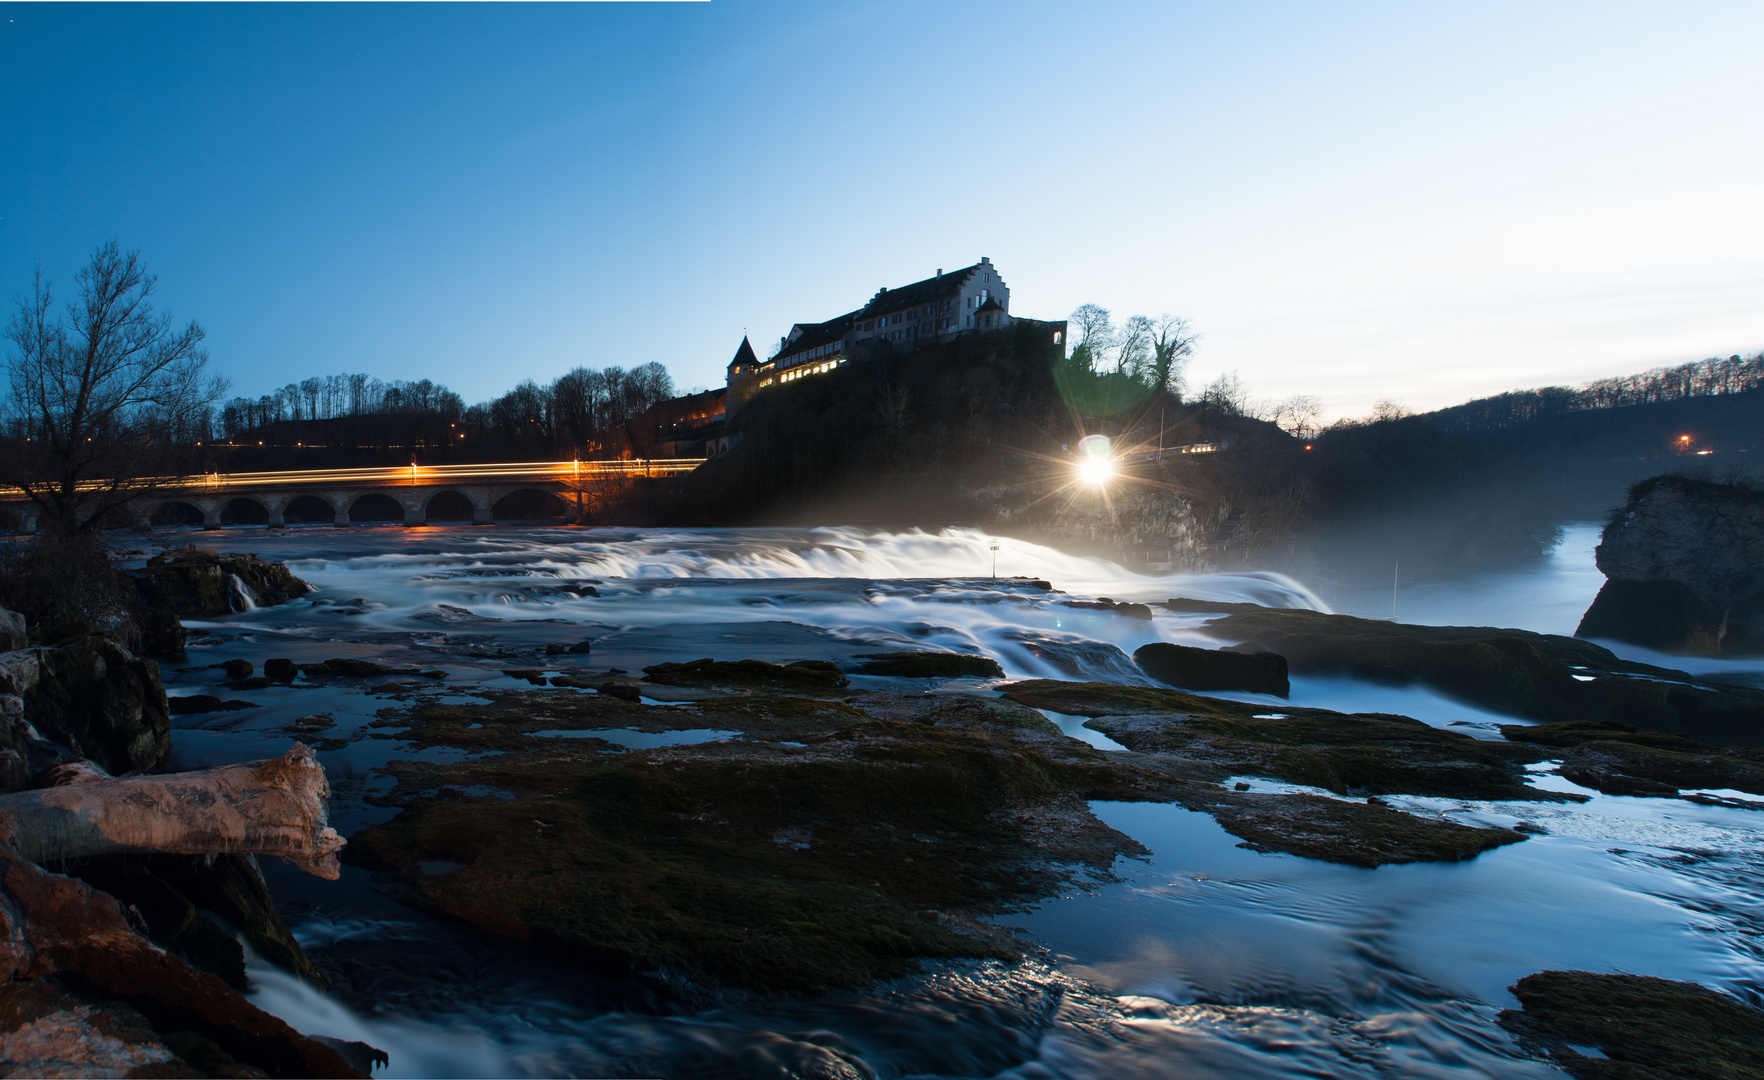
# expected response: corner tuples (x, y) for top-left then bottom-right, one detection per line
(0, 743), (344, 879)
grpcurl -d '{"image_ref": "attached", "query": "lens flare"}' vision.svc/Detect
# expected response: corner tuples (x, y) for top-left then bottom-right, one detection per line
(1076, 434), (1113, 486)
(1078, 455), (1114, 485)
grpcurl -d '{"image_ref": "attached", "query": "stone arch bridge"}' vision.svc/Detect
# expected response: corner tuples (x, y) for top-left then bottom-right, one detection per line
(3, 460), (703, 532)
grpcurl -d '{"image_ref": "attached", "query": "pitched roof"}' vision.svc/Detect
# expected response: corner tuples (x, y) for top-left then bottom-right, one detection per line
(855, 263), (982, 319)
(778, 313), (857, 358)
(727, 336), (760, 371)
(975, 296), (1005, 313)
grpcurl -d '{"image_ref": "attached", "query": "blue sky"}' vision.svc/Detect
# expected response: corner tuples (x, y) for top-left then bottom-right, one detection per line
(3, 1), (1760, 419)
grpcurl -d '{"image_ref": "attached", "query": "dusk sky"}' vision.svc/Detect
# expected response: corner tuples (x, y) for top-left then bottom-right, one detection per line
(3, 1), (1760, 420)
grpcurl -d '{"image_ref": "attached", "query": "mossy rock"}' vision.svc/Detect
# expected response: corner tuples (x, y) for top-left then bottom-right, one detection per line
(352, 684), (1545, 997)
(1001, 679), (1550, 800)
(135, 549), (311, 617)
(1133, 641), (1289, 696)
(24, 637), (169, 774)
(1209, 791), (1526, 867)
(641, 657), (850, 692)
(852, 651), (1005, 678)
(1196, 609), (1764, 743)
(1503, 720), (1764, 798)
(1499, 970), (1764, 1079)
(302, 658), (396, 678)
(138, 608), (186, 659)
(350, 703), (1147, 995)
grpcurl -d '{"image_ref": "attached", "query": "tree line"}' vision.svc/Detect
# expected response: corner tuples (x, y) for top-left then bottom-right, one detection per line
(212, 361), (675, 456)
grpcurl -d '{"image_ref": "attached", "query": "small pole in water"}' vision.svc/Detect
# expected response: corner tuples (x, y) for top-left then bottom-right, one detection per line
(990, 539), (999, 579)
(1392, 561), (1399, 620)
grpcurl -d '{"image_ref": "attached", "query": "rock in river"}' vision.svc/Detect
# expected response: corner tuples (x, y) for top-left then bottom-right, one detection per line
(1133, 641), (1290, 696)
(1575, 474), (1764, 655)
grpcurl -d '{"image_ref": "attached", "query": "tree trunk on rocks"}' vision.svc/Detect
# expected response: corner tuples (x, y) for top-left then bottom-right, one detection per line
(0, 744), (343, 879)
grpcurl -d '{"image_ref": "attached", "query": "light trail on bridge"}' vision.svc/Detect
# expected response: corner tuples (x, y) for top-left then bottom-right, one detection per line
(45, 458), (707, 495)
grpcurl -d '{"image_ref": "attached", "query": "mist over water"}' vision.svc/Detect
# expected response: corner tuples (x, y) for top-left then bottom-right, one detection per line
(144, 522), (1764, 1078)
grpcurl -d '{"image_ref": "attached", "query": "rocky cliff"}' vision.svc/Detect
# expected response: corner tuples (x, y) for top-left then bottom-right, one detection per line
(1576, 475), (1764, 655)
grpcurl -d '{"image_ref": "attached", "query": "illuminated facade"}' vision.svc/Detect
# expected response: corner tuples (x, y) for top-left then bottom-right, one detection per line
(726, 258), (1063, 395)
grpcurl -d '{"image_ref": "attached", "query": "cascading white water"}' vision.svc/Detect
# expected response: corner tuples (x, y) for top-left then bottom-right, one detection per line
(225, 572), (261, 611)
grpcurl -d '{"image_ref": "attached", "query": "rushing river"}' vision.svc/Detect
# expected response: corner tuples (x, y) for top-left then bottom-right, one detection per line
(135, 522), (1764, 1078)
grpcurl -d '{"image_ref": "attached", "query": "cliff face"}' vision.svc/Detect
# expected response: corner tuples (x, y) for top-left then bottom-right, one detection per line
(1576, 475), (1764, 655)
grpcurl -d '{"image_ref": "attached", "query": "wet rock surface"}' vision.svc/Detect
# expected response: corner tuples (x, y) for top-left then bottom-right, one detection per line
(1502, 719), (1764, 801)
(851, 650), (1006, 678)
(1499, 969), (1764, 1079)
(0, 842), (362, 1078)
(353, 688), (1146, 997)
(16, 636), (170, 776)
(1133, 640), (1290, 696)
(641, 657), (851, 692)
(1576, 475), (1764, 656)
(345, 662), (1557, 997)
(1184, 605), (1764, 743)
(1000, 679), (1556, 801)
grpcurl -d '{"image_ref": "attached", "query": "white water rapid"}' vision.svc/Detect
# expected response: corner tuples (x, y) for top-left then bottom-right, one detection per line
(134, 521), (1764, 1078)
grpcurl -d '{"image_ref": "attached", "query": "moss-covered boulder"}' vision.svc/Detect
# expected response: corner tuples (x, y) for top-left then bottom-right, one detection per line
(1499, 970), (1764, 1079)
(134, 548), (311, 617)
(641, 657), (850, 692)
(21, 637), (169, 775)
(1001, 679), (1549, 800)
(852, 651), (1005, 678)
(1133, 641), (1290, 696)
(138, 607), (186, 658)
(1186, 607), (1764, 744)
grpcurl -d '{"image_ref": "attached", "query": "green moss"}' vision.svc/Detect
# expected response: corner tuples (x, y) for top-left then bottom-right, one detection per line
(1208, 792), (1526, 867)
(136, 548), (311, 617)
(350, 711), (1144, 994)
(1499, 970), (1764, 1079)
(1502, 721), (1764, 798)
(24, 639), (170, 774)
(1002, 680), (1550, 800)
(642, 657), (850, 692)
(852, 652), (1005, 678)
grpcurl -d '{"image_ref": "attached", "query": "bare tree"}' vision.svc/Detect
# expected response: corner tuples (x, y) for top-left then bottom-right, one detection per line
(1372, 398), (1412, 422)
(1115, 314), (1153, 377)
(1149, 314), (1196, 400)
(1068, 304), (1115, 367)
(3, 243), (227, 531)
(1199, 371), (1249, 415)
(1268, 394), (1324, 439)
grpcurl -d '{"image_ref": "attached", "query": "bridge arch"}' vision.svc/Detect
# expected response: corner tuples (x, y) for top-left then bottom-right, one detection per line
(218, 496), (270, 526)
(492, 487), (567, 522)
(425, 489), (479, 523)
(148, 500), (206, 529)
(347, 491), (405, 524)
(281, 495), (336, 526)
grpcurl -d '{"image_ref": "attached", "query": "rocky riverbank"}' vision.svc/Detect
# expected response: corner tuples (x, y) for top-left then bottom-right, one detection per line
(0, 548), (374, 1077)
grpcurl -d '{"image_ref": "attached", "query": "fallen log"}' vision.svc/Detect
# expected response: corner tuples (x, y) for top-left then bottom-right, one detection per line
(0, 743), (344, 879)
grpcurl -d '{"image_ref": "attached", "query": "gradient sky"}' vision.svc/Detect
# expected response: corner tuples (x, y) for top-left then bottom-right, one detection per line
(3, 1), (1760, 420)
